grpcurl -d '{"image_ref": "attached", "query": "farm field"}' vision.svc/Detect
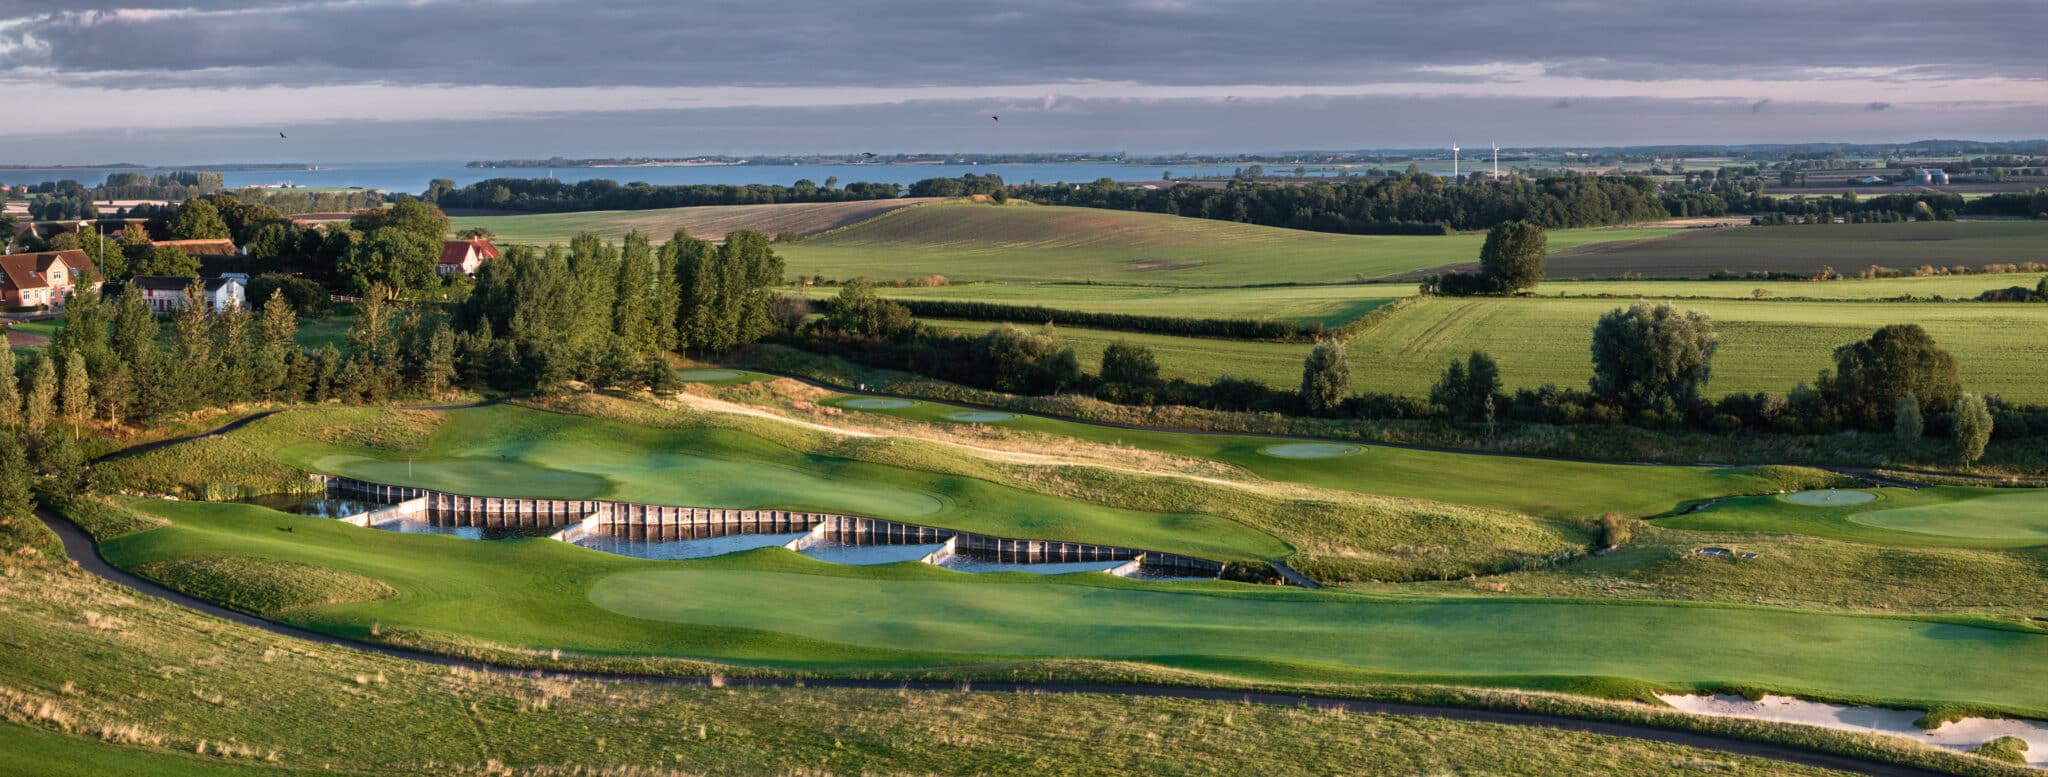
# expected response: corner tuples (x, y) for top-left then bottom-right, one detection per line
(1544, 272), (2048, 300)
(1543, 221), (2048, 279)
(447, 198), (941, 245)
(777, 201), (1682, 286)
(797, 281), (1414, 327)
(94, 497), (2048, 719)
(922, 297), (2048, 402)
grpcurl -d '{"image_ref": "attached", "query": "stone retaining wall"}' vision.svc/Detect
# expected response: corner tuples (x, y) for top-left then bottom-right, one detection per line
(314, 474), (1227, 577)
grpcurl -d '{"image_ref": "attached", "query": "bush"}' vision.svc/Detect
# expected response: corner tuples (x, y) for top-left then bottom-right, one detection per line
(1595, 512), (1633, 549)
(1298, 341), (1351, 416)
(1953, 393), (1993, 463)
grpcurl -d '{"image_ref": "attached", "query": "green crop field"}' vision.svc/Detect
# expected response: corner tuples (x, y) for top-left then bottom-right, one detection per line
(1663, 487), (2048, 548)
(1544, 221), (2048, 279)
(1544, 272), (2048, 300)
(799, 281), (1414, 327)
(923, 297), (2048, 403)
(777, 201), (1680, 286)
(447, 198), (941, 245)
(94, 497), (2048, 719)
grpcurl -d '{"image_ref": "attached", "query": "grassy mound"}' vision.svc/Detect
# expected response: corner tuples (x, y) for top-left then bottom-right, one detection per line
(58, 497), (171, 541)
(1971, 736), (2030, 764)
(134, 555), (397, 617)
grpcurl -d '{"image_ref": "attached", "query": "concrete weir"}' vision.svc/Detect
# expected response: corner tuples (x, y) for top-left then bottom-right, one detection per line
(314, 475), (1231, 579)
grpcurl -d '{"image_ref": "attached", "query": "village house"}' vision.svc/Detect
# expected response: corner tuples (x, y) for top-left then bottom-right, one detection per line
(436, 237), (501, 276)
(0, 249), (102, 309)
(130, 275), (246, 314)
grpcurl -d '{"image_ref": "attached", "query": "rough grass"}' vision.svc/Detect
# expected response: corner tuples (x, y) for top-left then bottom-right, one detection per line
(1971, 736), (2031, 764)
(57, 497), (171, 541)
(133, 555), (397, 617)
(1544, 220), (2048, 279)
(1545, 272), (2048, 301)
(447, 198), (942, 245)
(779, 201), (1679, 286)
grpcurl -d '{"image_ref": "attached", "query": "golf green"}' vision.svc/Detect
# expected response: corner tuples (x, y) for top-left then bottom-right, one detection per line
(1781, 490), (1879, 507)
(946, 411), (1016, 423)
(1848, 491), (2048, 540)
(842, 398), (917, 410)
(677, 369), (744, 381)
(1259, 443), (1364, 460)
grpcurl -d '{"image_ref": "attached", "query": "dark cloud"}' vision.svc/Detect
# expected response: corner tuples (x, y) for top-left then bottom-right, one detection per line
(1, 0), (2041, 89)
(1866, 101), (1892, 111)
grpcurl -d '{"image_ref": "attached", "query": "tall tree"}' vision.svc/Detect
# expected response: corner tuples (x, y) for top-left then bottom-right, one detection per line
(253, 293), (301, 401)
(1589, 302), (1718, 412)
(1822, 324), (1961, 429)
(1430, 350), (1502, 423)
(23, 354), (57, 436)
(166, 281), (216, 410)
(1479, 221), (1547, 293)
(1299, 341), (1351, 416)
(422, 323), (457, 396)
(109, 284), (162, 419)
(1894, 392), (1924, 443)
(669, 234), (723, 353)
(1953, 393), (1993, 464)
(1101, 340), (1162, 387)
(134, 244), (200, 277)
(0, 345), (19, 429)
(60, 349), (89, 427)
(168, 198), (231, 240)
(0, 426), (31, 522)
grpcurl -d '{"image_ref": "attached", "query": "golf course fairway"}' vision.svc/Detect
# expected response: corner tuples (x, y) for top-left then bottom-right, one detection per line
(1663, 486), (2048, 548)
(102, 497), (2048, 719)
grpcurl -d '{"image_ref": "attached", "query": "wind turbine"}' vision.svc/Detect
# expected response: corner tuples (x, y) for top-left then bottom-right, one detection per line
(1452, 144), (1460, 179)
(1492, 143), (1500, 180)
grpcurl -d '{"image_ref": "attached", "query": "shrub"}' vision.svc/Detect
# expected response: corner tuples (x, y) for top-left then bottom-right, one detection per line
(1298, 341), (1351, 416)
(1953, 393), (1993, 464)
(1894, 392), (1924, 442)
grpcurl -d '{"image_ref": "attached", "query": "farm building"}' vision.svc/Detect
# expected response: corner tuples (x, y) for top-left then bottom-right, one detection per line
(130, 274), (246, 313)
(0, 249), (102, 309)
(437, 237), (501, 276)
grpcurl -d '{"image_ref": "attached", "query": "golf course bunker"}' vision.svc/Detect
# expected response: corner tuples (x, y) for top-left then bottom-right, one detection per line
(841, 398), (917, 410)
(1259, 442), (1364, 460)
(676, 369), (743, 382)
(1781, 489), (1879, 507)
(1659, 693), (2048, 767)
(945, 411), (1016, 423)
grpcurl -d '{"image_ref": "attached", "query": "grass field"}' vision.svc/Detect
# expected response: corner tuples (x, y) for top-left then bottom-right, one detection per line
(778, 201), (1681, 286)
(447, 198), (941, 245)
(799, 281), (1414, 327)
(921, 297), (2048, 403)
(1662, 487), (2048, 548)
(1544, 221), (2048, 279)
(94, 497), (2048, 719)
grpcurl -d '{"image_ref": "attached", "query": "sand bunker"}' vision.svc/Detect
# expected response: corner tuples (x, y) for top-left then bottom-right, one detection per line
(1781, 489), (1879, 506)
(841, 398), (917, 410)
(676, 369), (743, 382)
(1659, 693), (2047, 767)
(1259, 443), (1364, 460)
(946, 411), (1016, 423)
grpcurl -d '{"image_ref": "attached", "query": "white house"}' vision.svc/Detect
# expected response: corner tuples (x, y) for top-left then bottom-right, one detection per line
(131, 275), (246, 314)
(436, 238), (501, 276)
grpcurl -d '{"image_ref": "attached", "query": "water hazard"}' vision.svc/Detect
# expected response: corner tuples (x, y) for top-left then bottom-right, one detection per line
(249, 493), (1204, 578)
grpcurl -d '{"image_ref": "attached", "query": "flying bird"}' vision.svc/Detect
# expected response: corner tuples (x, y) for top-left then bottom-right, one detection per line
(991, 115), (999, 122)
(860, 152), (877, 159)
(279, 132), (288, 139)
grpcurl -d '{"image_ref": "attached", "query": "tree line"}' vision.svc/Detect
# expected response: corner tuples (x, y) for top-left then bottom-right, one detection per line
(1013, 173), (1671, 234)
(882, 298), (1312, 341)
(425, 177), (907, 213)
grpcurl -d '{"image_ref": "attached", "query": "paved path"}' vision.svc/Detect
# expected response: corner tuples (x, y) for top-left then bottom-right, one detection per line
(1269, 561), (1322, 589)
(31, 508), (1957, 777)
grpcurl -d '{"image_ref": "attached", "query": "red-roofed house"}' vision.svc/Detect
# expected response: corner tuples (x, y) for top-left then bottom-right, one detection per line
(437, 238), (501, 277)
(0, 249), (101, 309)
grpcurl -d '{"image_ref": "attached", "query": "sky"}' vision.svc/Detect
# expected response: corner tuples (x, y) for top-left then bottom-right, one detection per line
(0, 0), (2044, 163)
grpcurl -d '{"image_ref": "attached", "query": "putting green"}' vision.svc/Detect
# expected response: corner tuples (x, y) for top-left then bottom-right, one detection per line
(842, 398), (917, 410)
(677, 369), (743, 381)
(1260, 443), (1364, 460)
(1781, 489), (1879, 507)
(946, 411), (1016, 423)
(1848, 491), (2048, 539)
